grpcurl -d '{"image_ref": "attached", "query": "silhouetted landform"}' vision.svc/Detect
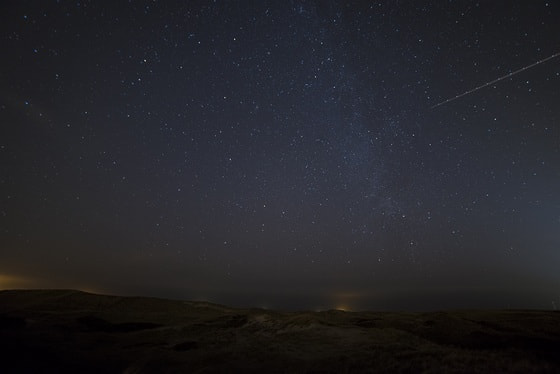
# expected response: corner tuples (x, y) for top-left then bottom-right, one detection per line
(1, 289), (559, 373)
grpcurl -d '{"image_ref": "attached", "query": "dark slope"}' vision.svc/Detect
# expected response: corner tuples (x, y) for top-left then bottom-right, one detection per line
(1, 289), (559, 373)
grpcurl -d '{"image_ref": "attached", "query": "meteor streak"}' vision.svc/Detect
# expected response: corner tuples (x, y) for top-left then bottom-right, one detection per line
(431, 52), (560, 109)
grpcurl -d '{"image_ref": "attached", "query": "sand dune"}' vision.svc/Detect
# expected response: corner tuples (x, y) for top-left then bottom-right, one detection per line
(1, 289), (559, 373)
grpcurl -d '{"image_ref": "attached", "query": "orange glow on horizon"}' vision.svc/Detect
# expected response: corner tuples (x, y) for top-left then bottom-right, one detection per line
(0, 274), (36, 289)
(0, 273), (106, 295)
(335, 305), (351, 312)
(330, 290), (366, 312)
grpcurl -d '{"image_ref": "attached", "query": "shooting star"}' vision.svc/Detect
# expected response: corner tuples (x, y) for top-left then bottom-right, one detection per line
(431, 51), (560, 109)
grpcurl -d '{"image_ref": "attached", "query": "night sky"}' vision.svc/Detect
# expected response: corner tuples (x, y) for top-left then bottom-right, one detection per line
(1, 1), (559, 311)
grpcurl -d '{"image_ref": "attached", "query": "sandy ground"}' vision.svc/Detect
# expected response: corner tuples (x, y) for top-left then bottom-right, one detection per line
(1, 289), (559, 373)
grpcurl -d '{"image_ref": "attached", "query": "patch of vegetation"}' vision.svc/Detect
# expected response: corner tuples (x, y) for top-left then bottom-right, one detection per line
(172, 341), (199, 351)
(0, 315), (26, 330)
(76, 316), (162, 333)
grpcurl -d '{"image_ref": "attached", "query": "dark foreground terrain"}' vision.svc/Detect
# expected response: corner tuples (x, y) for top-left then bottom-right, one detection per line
(1, 290), (559, 373)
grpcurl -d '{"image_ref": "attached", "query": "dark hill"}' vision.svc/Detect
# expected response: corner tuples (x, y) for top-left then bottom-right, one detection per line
(1, 289), (559, 373)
